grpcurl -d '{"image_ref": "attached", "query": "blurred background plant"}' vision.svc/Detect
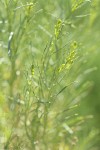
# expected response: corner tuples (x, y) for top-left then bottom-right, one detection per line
(0, 0), (100, 150)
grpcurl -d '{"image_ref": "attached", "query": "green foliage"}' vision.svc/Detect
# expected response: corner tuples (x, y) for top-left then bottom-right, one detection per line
(0, 0), (100, 150)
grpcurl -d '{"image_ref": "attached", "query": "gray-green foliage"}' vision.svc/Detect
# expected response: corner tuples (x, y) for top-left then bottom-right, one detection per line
(0, 0), (100, 150)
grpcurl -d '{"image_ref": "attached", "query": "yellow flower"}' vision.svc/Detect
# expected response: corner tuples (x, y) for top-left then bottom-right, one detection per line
(58, 41), (77, 72)
(25, 2), (34, 17)
(31, 64), (34, 76)
(55, 19), (63, 39)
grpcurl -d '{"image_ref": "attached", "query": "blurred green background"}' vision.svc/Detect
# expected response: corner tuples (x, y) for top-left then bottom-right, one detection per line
(0, 0), (100, 149)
